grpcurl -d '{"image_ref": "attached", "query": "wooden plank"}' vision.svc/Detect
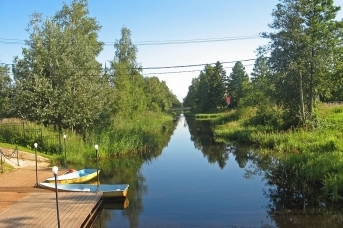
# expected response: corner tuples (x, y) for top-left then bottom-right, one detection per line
(0, 163), (103, 228)
(0, 190), (102, 228)
(70, 193), (100, 227)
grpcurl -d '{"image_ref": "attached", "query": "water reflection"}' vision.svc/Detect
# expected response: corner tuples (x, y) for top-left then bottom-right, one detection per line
(102, 198), (130, 210)
(187, 118), (229, 169)
(262, 159), (343, 227)
(187, 118), (262, 170)
(187, 117), (343, 227)
(92, 119), (178, 227)
(91, 115), (343, 228)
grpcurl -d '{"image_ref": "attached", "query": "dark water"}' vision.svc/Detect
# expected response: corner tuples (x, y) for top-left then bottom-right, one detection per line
(92, 115), (343, 228)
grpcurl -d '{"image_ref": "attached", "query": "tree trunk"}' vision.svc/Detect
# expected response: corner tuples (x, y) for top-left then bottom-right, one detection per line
(309, 47), (314, 120)
(299, 70), (306, 125)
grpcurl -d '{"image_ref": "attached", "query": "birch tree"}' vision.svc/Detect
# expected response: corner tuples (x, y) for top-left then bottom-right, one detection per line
(261, 0), (343, 126)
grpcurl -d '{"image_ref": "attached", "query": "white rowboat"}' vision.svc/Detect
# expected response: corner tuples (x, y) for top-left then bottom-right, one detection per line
(39, 182), (129, 198)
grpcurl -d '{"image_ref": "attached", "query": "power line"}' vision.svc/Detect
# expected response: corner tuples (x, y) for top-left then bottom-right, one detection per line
(141, 59), (255, 70)
(142, 64), (255, 76)
(130, 35), (261, 45)
(1, 58), (256, 72)
(0, 35), (261, 46)
(143, 69), (204, 75)
(1, 64), (256, 78)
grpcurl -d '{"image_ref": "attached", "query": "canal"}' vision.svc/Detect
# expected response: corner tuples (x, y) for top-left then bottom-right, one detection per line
(92, 114), (343, 228)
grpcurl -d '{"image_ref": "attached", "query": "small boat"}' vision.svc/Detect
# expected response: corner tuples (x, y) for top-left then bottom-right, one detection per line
(45, 169), (100, 184)
(39, 182), (129, 198)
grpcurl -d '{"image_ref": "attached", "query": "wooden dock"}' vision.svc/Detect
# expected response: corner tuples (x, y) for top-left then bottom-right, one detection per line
(0, 162), (102, 228)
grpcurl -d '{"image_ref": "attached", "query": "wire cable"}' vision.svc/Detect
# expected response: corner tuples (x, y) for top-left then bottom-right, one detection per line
(0, 35), (261, 46)
(141, 59), (255, 70)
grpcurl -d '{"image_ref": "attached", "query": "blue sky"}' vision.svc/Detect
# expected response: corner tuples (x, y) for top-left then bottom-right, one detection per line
(1, 0), (343, 101)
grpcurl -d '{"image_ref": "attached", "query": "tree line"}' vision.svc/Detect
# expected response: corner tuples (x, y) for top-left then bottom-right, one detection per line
(0, 0), (181, 135)
(183, 0), (343, 128)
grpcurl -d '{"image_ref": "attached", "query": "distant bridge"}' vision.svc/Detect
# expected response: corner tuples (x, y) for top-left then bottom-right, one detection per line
(170, 107), (191, 111)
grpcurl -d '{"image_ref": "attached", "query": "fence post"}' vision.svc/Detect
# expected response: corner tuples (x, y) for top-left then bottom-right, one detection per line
(15, 146), (19, 166)
(0, 149), (3, 174)
(40, 128), (43, 145)
(59, 134), (62, 154)
(23, 122), (25, 142)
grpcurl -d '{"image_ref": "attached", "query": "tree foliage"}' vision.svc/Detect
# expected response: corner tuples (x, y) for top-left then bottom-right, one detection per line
(144, 77), (180, 112)
(110, 27), (148, 118)
(260, 0), (343, 126)
(12, 0), (107, 133)
(249, 57), (275, 111)
(226, 61), (250, 108)
(183, 62), (227, 113)
(244, 57), (283, 126)
(0, 0), (181, 141)
(181, 1), (343, 131)
(183, 77), (200, 109)
(109, 27), (181, 120)
(0, 64), (13, 119)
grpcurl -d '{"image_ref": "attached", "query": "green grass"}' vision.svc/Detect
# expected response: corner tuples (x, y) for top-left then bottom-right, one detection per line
(0, 142), (52, 159)
(0, 111), (174, 167)
(211, 103), (343, 201)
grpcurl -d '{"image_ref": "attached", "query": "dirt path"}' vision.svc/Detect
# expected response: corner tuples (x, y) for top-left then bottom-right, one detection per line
(0, 147), (50, 168)
(0, 171), (101, 228)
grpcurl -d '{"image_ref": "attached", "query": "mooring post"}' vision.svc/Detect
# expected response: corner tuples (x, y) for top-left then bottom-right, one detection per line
(34, 143), (38, 187)
(52, 166), (61, 228)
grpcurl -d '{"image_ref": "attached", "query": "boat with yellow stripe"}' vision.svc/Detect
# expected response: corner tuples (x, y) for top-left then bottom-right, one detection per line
(45, 168), (100, 184)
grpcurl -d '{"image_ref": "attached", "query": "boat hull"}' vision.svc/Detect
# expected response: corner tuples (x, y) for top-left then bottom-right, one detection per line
(103, 189), (128, 198)
(39, 182), (129, 198)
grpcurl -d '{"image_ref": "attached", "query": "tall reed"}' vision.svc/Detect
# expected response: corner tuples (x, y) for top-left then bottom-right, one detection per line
(0, 112), (175, 166)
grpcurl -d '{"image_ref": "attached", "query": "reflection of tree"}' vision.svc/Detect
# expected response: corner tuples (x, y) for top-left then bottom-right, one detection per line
(92, 119), (178, 228)
(231, 146), (253, 168)
(186, 117), (343, 226)
(187, 118), (229, 169)
(203, 143), (229, 169)
(186, 117), (263, 169)
(262, 159), (343, 227)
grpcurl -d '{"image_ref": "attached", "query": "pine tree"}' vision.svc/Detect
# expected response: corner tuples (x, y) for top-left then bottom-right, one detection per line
(226, 61), (250, 108)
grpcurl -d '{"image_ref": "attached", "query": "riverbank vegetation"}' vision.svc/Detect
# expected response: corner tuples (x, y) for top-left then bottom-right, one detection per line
(0, 0), (181, 164)
(197, 103), (343, 201)
(0, 111), (176, 166)
(184, 0), (343, 128)
(183, 0), (343, 201)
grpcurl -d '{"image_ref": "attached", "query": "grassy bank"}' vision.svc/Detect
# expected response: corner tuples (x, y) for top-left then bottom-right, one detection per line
(213, 104), (343, 151)
(0, 112), (174, 167)
(211, 103), (343, 201)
